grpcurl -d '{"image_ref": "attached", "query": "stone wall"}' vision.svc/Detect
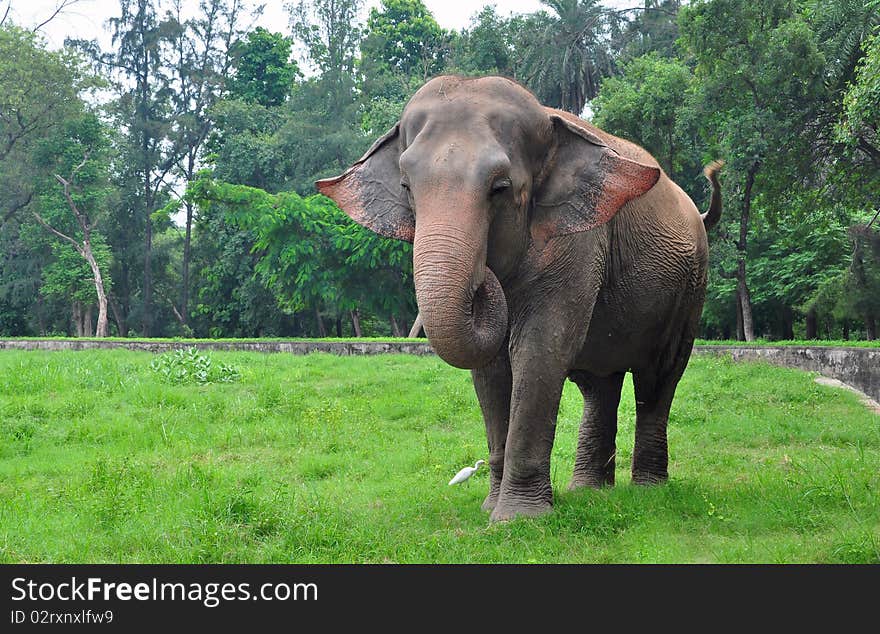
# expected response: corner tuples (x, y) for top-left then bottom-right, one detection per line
(0, 339), (436, 357)
(692, 345), (880, 403)
(1, 339), (877, 402)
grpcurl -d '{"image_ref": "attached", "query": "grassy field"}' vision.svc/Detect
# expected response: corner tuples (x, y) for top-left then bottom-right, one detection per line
(0, 349), (878, 563)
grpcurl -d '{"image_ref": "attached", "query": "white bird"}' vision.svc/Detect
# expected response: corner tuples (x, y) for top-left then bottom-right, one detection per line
(448, 460), (485, 486)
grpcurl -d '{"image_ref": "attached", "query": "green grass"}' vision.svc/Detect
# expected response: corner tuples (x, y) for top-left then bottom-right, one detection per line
(1, 350), (878, 563)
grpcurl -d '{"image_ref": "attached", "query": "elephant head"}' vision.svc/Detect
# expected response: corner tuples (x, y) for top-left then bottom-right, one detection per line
(317, 76), (659, 369)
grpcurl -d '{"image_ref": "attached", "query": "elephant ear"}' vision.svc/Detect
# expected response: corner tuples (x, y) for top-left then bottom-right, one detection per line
(531, 114), (660, 243)
(316, 124), (414, 243)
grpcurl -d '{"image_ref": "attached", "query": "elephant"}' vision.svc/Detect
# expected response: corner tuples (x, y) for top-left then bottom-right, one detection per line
(317, 76), (722, 522)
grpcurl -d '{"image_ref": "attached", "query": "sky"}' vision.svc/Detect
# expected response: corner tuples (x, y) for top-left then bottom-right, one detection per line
(6, 0), (554, 50)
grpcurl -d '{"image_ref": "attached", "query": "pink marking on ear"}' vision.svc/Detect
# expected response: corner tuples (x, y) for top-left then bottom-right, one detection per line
(594, 155), (660, 226)
(316, 166), (415, 242)
(316, 168), (368, 225)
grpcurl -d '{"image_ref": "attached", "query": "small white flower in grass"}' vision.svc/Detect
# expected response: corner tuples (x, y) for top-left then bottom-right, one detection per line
(448, 460), (485, 486)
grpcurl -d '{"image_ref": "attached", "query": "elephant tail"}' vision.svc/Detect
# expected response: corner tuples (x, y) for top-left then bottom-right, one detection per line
(700, 159), (724, 231)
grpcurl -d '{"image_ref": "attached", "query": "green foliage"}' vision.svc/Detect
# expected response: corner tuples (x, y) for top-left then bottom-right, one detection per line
(149, 347), (241, 385)
(449, 6), (517, 76)
(361, 0), (450, 79)
(228, 28), (300, 107)
(519, 0), (618, 114)
(41, 238), (113, 305)
(0, 26), (96, 225)
(837, 30), (880, 153)
(3, 0), (880, 342)
(614, 0), (682, 61)
(593, 53), (696, 178)
(186, 176), (414, 317)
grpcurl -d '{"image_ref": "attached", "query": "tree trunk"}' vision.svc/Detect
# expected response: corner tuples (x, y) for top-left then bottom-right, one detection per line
(143, 206), (153, 336)
(781, 306), (794, 340)
(315, 306), (327, 338)
(408, 312), (424, 338)
(350, 307), (362, 338)
(335, 315), (342, 337)
(109, 296), (127, 337)
(82, 241), (109, 337)
(736, 164), (758, 342)
(180, 151), (198, 326)
(735, 295), (744, 341)
(842, 320), (850, 341)
(181, 199), (193, 326)
(37, 295), (46, 335)
(867, 314), (877, 341)
(83, 304), (94, 337)
(805, 307), (818, 339)
(390, 314), (403, 338)
(73, 302), (83, 337)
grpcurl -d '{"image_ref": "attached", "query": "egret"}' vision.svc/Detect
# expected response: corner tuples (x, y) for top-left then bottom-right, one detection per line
(448, 460), (485, 486)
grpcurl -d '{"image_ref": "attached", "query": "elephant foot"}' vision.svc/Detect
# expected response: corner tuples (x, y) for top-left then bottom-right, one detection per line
(481, 490), (499, 512)
(489, 497), (552, 522)
(569, 461), (615, 490)
(481, 467), (503, 512)
(631, 469), (668, 485)
(488, 477), (553, 522)
(568, 473), (613, 490)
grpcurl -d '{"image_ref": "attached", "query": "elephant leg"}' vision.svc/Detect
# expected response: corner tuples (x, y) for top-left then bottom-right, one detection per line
(631, 341), (693, 484)
(471, 340), (512, 512)
(490, 353), (569, 522)
(569, 370), (625, 489)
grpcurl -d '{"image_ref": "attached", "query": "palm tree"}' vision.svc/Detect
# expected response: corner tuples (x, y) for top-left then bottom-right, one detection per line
(519, 0), (617, 115)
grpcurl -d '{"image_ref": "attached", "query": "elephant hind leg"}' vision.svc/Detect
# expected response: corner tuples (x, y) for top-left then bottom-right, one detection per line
(569, 370), (625, 490)
(631, 302), (702, 484)
(630, 341), (694, 485)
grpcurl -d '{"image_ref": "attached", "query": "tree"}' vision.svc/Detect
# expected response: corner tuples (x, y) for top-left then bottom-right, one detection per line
(164, 0), (249, 327)
(450, 5), (516, 77)
(680, 0), (825, 340)
(360, 0), (450, 81)
(228, 27), (300, 107)
(358, 0), (450, 137)
(31, 114), (115, 336)
(283, 0), (369, 192)
(613, 0), (682, 62)
(592, 53), (697, 179)
(95, 0), (175, 336)
(290, 0), (362, 116)
(185, 176), (416, 337)
(837, 30), (880, 170)
(520, 0), (618, 114)
(0, 26), (92, 226)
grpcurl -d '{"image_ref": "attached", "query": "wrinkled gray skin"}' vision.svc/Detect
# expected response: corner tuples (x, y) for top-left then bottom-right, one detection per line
(318, 76), (721, 522)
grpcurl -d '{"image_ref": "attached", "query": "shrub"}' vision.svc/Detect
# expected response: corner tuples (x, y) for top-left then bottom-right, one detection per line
(149, 347), (241, 385)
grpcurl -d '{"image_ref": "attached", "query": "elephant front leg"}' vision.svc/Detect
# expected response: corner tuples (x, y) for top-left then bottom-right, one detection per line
(569, 371), (624, 489)
(471, 341), (512, 512)
(490, 360), (567, 522)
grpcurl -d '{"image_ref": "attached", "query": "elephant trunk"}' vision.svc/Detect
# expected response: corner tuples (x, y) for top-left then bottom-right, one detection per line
(413, 217), (508, 369)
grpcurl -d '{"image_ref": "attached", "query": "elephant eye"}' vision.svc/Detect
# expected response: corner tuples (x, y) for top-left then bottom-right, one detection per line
(400, 180), (410, 191)
(491, 178), (512, 195)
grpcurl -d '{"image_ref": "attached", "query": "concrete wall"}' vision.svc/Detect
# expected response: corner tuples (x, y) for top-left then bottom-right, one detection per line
(692, 345), (880, 403)
(0, 339), (436, 357)
(1, 339), (877, 402)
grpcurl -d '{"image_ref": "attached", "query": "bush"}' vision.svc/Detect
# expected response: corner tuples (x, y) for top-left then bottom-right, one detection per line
(149, 347), (241, 385)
